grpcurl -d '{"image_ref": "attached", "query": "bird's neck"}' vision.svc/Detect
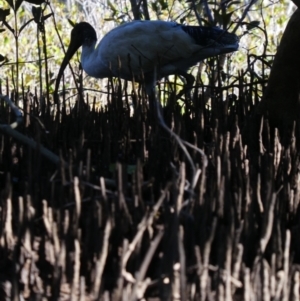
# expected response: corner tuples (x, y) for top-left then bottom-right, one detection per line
(81, 42), (112, 78)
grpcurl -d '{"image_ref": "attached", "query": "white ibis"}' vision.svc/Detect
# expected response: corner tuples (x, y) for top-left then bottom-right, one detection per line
(54, 20), (239, 100)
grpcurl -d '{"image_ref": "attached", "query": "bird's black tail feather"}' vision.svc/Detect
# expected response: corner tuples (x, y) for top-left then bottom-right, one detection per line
(181, 25), (238, 47)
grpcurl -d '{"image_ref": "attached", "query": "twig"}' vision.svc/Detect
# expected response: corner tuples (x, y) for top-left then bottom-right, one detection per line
(232, 0), (258, 33)
(0, 123), (64, 166)
(129, 228), (164, 301)
(0, 94), (23, 128)
(92, 217), (112, 299)
(260, 193), (277, 254)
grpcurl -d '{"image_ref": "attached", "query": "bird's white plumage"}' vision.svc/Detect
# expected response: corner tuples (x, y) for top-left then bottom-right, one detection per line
(81, 20), (233, 81)
(55, 20), (238, 100)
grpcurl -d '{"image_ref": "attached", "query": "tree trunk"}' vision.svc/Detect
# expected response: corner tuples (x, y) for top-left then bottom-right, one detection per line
(256, 9), (300, 128)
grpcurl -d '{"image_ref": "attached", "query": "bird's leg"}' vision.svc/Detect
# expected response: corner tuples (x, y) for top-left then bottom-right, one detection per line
(175, 71), (195, 101)
(146, 83), (162, 124)
(144, 72), (162, 123)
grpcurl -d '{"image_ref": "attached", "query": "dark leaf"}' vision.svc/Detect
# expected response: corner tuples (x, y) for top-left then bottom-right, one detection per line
(213, 9), (222, 25)
(227, 0), (241, 6)
(15, 0), (24, 12)
(68, 19), (76, 27)
(179, 17), (186, 24)
(42, 13), (52, 21)
(158, 0), (168, 10)
(116, 14), (126, 20)
(221, 71), (227, 81)
(32, 6), (42, 23)
(151, 2), (158, 13)
(49, 78), (56, 85)
(25, 0), (45, 4)
(107, 0), (117, 14)
(0, 8), (10, 22)
(0, 54), (6, 62)
(221, 11), (234, 28)
(5, 0), (14, 10)
(199, 18), (212, 26)
(246, 20), (260, 30)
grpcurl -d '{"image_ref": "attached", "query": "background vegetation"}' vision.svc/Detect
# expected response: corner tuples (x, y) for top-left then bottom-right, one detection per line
(0, 0), (299, 300)
(0, 0), (294, 102)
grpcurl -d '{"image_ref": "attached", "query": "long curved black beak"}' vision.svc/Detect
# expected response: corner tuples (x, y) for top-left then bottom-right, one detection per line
(54, 39), (81, 104)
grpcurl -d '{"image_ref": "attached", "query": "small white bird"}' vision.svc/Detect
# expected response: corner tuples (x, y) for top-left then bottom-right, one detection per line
(54, 20), (239, 99)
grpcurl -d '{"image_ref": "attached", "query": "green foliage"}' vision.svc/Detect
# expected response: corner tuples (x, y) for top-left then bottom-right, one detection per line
(0, 0), (294, 104)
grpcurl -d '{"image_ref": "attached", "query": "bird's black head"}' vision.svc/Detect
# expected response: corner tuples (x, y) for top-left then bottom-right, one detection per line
(54, 22), (97, 103)
(70, 22), (97, 48)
